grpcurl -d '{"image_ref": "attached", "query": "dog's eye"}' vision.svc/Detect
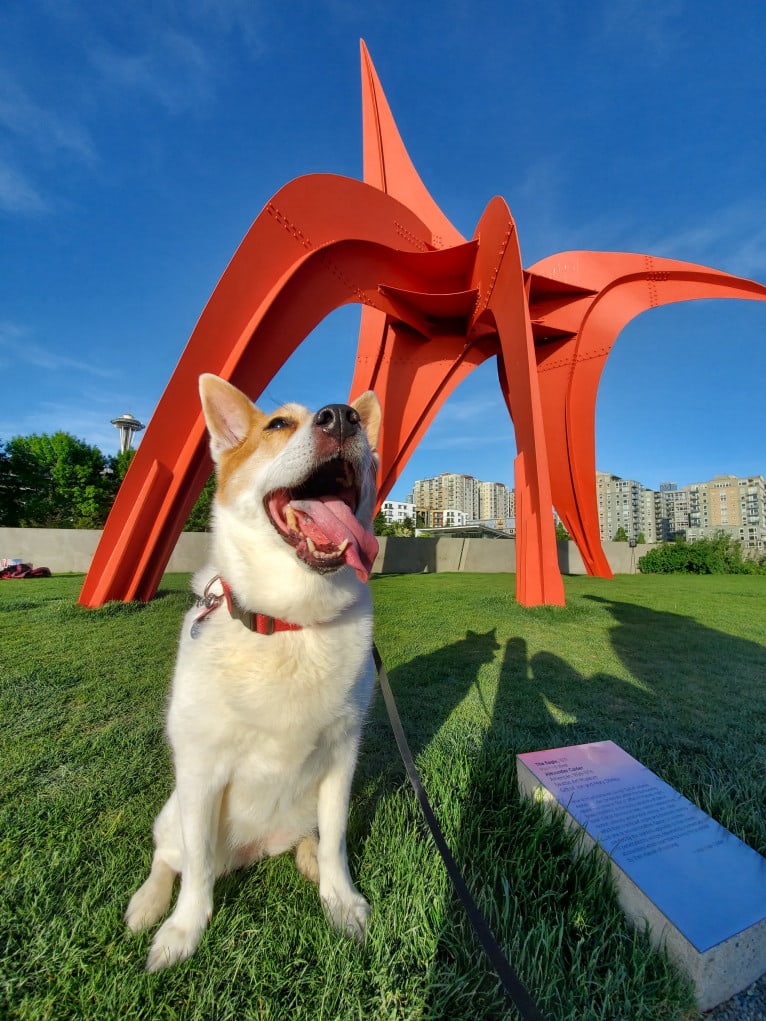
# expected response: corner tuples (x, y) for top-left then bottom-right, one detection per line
(265, 416), (293, 431)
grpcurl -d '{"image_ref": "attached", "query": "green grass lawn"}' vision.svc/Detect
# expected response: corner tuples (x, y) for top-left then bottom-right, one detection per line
(1, 572), (764, 1020)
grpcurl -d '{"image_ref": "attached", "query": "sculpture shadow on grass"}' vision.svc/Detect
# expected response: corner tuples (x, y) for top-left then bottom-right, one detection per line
(359, 600), (766, 1017)
(584, 594), (766, 715)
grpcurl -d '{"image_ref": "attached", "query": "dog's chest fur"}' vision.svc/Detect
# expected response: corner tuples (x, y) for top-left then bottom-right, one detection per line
(165, 590), (374, 844)
(172, 592), (372, 744)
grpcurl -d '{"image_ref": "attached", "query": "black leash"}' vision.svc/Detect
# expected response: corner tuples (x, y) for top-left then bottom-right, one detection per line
(372, 644), (552, 1021)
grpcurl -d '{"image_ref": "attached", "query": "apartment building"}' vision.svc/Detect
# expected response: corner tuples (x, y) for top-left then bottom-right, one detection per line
(684, 475), (766, 550)
(478, 481), (515, 521)
(409, 475), (443, 512)
(596, 472), (658, 544)
(411, 473), (481, 518)
(380, 500), (416, 526)
(417, 508), (468, 528)
(442, 474), (481, 519)
(610, 473), (766, 551)
(655, 483), (691, 542)
(411, 473), (514, 530)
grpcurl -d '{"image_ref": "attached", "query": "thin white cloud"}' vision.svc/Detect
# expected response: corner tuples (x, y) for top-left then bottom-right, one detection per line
(0, 400), (126, 450)
(88, 29), (213, 115)
(0, 324), (116, 378)
(422, 431), (512, 451)
(183, 0), (267, 51)
(0, 70), (96, 163)
(0, 159), (48, 215)
(0, 65), (97, 217)
(0, 369), (150, 449)
(441, 393), (507, 423)
(0, 3), (257, 218)
(543, 191), (766, 285)
(639, 198), (766, 280)
(418, 388), (516, 455)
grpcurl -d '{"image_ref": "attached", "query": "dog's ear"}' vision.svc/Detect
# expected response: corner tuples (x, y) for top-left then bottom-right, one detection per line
(351, 391), (381, 452)
(199, 374), (261, 462)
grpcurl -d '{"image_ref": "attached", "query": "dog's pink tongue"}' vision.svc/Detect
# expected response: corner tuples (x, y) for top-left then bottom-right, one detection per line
(292, 497), (378, 582)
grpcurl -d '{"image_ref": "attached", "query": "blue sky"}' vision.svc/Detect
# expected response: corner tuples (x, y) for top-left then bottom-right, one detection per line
(1, 0), (764, 502)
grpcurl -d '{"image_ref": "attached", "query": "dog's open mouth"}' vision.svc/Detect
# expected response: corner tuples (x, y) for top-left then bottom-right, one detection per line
(265, 457), (379, 582)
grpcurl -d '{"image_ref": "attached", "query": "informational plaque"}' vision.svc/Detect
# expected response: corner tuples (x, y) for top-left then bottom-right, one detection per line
(517, 741), (766, 1010)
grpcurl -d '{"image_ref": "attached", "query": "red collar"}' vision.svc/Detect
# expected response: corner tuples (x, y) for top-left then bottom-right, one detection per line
(191, 575), (303, 639)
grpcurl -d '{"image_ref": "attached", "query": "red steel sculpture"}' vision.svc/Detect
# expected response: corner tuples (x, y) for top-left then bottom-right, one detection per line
(80, 42), (766, 610)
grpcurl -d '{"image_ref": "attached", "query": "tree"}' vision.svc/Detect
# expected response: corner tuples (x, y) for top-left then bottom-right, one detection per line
(373, 511), (416, 537)
(184, 473), (216, 532)
(636, 531), (646, 545)
(0, 440), (22, 526)
(2, 432), (115, 528)
(373, 510), (388, 535)
(555, 521), (570, 541)
(388, 515), (415, 537)
(613, 526), (629, 542)
(111, 448), (136, 483)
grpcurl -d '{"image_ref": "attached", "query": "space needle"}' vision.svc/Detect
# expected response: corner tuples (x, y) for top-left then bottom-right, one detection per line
(111, 413), (145, 454)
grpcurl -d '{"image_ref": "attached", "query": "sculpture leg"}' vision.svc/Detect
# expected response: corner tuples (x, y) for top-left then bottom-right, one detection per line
(535, 337), (613, 577)
(471, 198), (564, 607)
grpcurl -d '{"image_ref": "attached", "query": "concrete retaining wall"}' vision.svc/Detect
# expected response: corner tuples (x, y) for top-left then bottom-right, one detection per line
(372, 537), (650, 575)
(0, 527), (654, 578)
(0, 527), (211, 575)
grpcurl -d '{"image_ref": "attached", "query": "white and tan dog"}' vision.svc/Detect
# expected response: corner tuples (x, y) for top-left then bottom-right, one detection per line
(125, 374), (381, 972)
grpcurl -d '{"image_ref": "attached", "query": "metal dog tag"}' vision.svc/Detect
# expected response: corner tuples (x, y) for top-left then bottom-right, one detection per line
(190, 583), (224, 639)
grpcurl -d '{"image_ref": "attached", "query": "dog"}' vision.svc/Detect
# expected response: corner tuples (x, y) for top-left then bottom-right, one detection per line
(125, 373), (381, 972)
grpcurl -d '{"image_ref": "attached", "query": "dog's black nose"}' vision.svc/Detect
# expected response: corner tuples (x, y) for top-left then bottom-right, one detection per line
(313, 404), (360, 443)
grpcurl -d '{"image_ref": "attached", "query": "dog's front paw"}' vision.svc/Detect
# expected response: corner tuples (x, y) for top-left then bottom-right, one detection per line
(145, 916), (206, 973)
(125, 858), (176, 933)
(125, 882), (168, 933)
(321, 890), (370, 942)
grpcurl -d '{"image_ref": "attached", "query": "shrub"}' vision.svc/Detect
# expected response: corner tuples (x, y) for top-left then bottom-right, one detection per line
(638, 534), (766, 575)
